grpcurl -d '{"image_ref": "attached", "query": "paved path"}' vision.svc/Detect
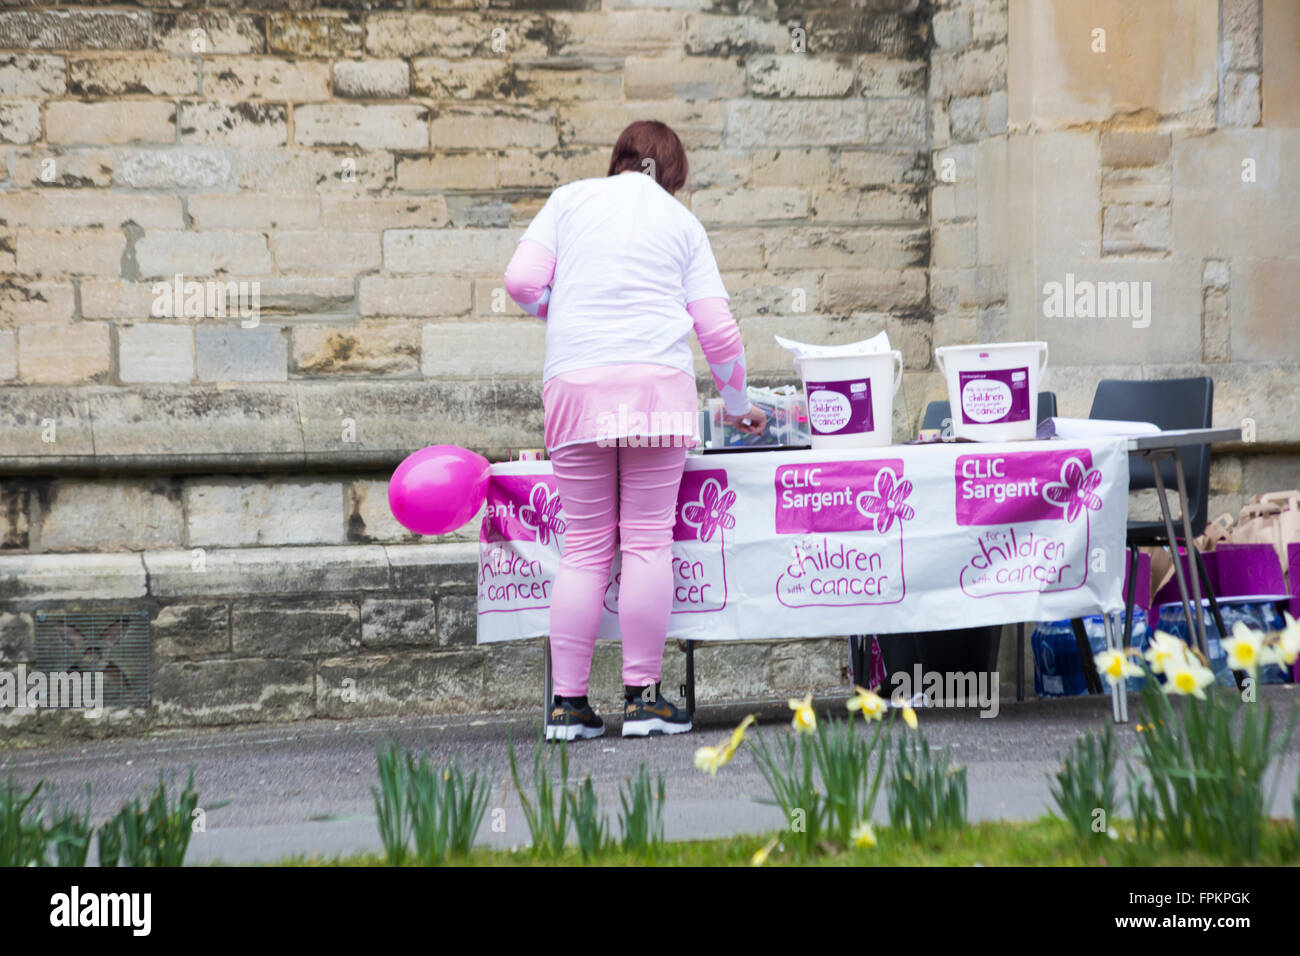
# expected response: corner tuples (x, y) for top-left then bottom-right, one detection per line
(4, 687), (1297, 863)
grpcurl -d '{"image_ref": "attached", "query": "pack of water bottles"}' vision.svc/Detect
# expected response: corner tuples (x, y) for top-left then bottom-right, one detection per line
(702, 385), (811, 449)
(1032, 611), (1152, 697)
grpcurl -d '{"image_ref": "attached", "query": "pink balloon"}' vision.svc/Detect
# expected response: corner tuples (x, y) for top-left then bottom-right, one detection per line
(388, 445), (491, 535)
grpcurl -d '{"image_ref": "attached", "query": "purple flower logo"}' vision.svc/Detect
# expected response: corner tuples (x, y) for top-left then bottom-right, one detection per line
(854, 467), (915, 534)
(1043, 458), (1104, 523)
(519, 483), (567, 545)
(681, 478), (736, 543)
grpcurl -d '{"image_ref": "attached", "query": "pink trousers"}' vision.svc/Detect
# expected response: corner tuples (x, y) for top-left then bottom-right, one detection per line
(548, 441), (687, 696)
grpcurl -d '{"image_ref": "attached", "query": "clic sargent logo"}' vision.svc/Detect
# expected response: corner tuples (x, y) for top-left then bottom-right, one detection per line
(50, 886), (151, 936)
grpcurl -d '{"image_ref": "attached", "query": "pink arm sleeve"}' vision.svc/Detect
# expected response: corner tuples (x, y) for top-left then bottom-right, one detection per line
(504, 238), (556, 319)
(688, 297), (750, 416)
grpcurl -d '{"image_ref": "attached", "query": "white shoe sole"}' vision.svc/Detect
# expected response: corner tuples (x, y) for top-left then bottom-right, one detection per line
(545, 722), (605, 741)
(622, 717), (692, 737)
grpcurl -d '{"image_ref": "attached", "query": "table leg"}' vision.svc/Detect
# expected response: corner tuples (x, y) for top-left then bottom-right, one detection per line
(543, 636), (553, 730)
(1172, 453), (1208, 654)
(1150, 452), (1205, 657)
(685, 639), (696, 719)
(1103, 611), (1127, 724)
(1122, 547), (1139, 648)
(1016, 623), (1025, 702)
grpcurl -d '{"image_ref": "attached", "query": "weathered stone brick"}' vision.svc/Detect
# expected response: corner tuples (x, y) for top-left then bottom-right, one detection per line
(412, 57), (514, 99)
(135, 231), (273, 278)
(234, 148), (395, 192)
(838, 148), (928, 186)
(1222, 0), (1261, 71)
(291, 321), (421, 376)
(421, 321), (545, 377)
(360, 275), (472, 316)
(40, 479), (185, 552)
(0, 10), (150, 51)
(117, 148), (234, 189)
(151, 603), (229, 659)
(1102, 203), (1172, 255)
(432, 104), (556, 149)
(397, 153), (498, 190)
(0, 102), (41, 145)
(187, 194), (320, 230)
(866, 96), (927, 145)
(9, 149), (114, 188)
(295, 103), (428, 149)
(17, 322), (110, 384)
(194, 326), (288, 383)
(1100, 131), (1172, 168)
(46, 101), (175, 145)
(822, 268), (928, 311)
(16, 229), (123, 277)
(856, 54), (927, 96)
(382, 228), (516, 274)
(514, 61), (627, 102)
(273, 231), (381, 274)
(154, 659), (313, 725)
(0, 331), (15, 382)
(333, 58), (410, 98)
(232, 601), (360, 657)
(202, 57), (331, 101)
(724, 100), (866, 148)
(118, 323), (195, 384)
(267, 13), (363, 57)
(1221, 70), (1261, 128)
(0, 279), (76, 323)
(684, 13), (790, 56)
(747, 54), (855, 98)
(366, 13), (547, 58)
(765, 225), (927, 270)
(496, 146), (605, 187)
(0, 54), (66, 97)
(1101, 168), (1171, 206)
(68, 55), (199, 97)
(932, 7), (972, 49)
(552, 11), (683, 56)
(809, 186), (926, 223)
(360, 598), (437, 649)
(153, 12), (265, 56)
(180, 102), (288, 146)
(316, 650), (485, 717)
(693, 186), (807, 224)
(186, 479), (343, 546)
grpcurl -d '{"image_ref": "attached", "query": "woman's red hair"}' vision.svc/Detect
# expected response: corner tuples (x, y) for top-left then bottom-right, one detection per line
(607, 120), (688, 195)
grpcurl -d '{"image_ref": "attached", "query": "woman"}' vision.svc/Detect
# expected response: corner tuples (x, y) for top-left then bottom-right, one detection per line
(503, 120), (765, 741)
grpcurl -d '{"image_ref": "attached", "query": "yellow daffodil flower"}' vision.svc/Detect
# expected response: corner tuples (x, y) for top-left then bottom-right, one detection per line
(1276, 611), (1300, 665)
(1222, 621), (1265, 675)
(1164, 657), (1216, 699)
(846, 686), (887, 721)
(1094, 649), (1143, 687)
(693, 714), (757, 776)
(751, 836), (779, 866)
(788, 693), (816, 734)
(1144, 631), (1189, 675)
(851, 822), (877, 849)
(899, 702), (918, 730)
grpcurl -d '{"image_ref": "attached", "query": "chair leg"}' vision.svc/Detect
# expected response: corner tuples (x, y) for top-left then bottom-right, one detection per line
(1072, 617), (1102, 694)
(1192, 548), (1237, 690)
(684, 638), (696, 718)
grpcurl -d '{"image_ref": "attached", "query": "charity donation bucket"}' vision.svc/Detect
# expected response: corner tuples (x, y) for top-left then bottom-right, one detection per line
(796, 350), (902, 449)
(934, 341), (1049, 442)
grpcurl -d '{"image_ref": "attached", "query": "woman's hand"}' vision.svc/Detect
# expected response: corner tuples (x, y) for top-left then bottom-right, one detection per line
(724, 404), (766, 435)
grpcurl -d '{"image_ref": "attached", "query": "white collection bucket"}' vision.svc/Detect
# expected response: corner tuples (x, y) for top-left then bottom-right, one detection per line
(934, 341), (1049, 442)
(796, 350), (902, 449)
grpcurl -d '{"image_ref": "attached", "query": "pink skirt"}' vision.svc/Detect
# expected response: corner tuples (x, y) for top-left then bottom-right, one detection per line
(542, 362), (700, 451)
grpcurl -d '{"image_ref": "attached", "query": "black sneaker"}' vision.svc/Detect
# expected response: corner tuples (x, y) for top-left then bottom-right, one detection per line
(622, 682), (692, 737)
(545, 697), (605, 742)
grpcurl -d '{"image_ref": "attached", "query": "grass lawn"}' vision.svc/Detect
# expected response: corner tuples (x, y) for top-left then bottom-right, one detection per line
(269, 817), (1300, 867)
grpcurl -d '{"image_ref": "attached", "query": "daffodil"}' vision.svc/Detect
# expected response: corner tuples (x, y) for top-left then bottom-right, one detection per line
(694, 745), (724, 775)
(851, 821), (877, 849)
(751, 836), (779, 866)
(846, 686), (887, 721)
(1094, 649), (1143, 687)
(1145, 631), (1190, 675)
(1276, 611), (1300, 665)
(694, 714), (756, 776)
(1222, 621), (1266, 675)
(899, 701), (918, 730)
(1164, 657), (1216, 699)
(788, 693), (816, 734)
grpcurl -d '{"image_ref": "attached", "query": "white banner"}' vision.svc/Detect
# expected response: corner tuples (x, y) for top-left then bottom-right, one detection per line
(476, 439), (1131, 643)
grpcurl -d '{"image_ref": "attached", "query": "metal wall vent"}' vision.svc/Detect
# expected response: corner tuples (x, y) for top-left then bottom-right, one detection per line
(34, 610), (151, 709)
